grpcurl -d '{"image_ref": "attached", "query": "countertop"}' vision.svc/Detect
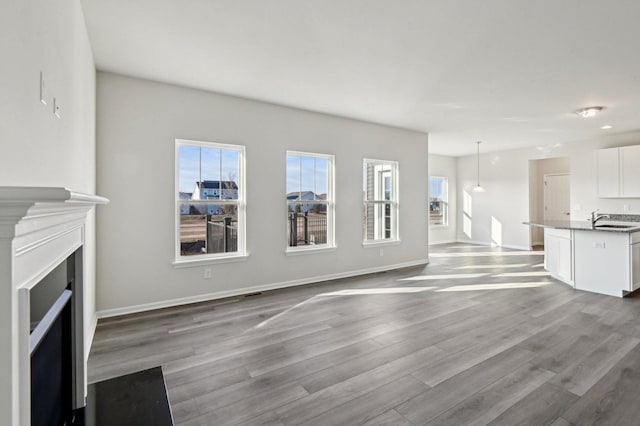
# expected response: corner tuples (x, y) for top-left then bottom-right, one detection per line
(523, 220), (640, 233)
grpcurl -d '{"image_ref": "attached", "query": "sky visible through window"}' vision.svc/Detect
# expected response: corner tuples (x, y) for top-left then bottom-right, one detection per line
(286, 155), (329, 197)
(179, 145), (239, 193)
(430, 177), (445, 200)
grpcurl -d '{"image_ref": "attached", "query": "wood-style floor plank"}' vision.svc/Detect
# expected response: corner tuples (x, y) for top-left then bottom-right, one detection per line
(88, 243), (640, 425)
(550, 333), (640, 396)
(359, 409), (412, 426)
(426, 363), (554, 425)
(487, 382), (578, 426)
(397, 347), (536, 424)
(300, 375), (428, 426)
(560, 344), (640, 425)
(275, 345), (445, 426)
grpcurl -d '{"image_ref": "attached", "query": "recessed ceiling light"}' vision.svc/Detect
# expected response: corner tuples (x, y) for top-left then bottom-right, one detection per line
(601, 125), (613, 130)
(574, 106), (604, 118)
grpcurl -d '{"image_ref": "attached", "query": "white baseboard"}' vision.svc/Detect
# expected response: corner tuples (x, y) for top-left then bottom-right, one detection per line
(96, 259), (430, 319)
(85, 313), (98, 363)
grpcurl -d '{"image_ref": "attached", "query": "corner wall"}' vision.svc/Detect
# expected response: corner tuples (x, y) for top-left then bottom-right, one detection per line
(96, 72), (429, 315)
(0, 0), (96, 423)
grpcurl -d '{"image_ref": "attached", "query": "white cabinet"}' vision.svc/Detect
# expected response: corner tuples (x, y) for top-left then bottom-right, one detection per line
(573, 230), (640, 297)
(620, 145), (640, 197)
(544, 228), (573, 285)
(596, 144), (640, 198)
(631, 232), (640, 291)
(541, 226), (640, 297)
(596, 147), (620, 198)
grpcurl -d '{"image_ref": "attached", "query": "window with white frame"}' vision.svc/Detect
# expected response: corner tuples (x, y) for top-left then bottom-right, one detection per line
(363, 159), (398, 243)
(175, 139), (245, 261)
(286, 152), (334, 250)
(429, 176), (448, 226)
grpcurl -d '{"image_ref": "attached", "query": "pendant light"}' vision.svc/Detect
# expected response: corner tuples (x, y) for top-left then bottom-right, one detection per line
(473, 141), (485, 192)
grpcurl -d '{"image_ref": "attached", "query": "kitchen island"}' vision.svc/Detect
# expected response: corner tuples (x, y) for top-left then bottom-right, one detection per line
(524, 217), (640, 297)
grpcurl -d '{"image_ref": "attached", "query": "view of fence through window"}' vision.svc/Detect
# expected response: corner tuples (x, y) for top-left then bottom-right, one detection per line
(177, 142), (242, 257)
(286, 153), (332, 248)
(429, 176), (448, 226)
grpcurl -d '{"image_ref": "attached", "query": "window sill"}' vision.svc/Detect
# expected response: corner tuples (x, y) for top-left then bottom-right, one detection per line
(285, 246), (337, 256)
(362, 240), (400, 248)
(172, 254), (248, 268)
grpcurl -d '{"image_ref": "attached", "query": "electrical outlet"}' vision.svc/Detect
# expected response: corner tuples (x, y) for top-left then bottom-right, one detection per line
(624, 204), (630, 212)
(39, 72), (46, 105)
(593, 242), (606, 249)
(379, 248), (384, 257)
(53, 97), (61, 118)
(204, 268), (212, 279)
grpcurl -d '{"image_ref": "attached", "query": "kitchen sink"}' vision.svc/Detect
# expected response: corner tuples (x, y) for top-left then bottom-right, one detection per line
(595, 224), (635, 229)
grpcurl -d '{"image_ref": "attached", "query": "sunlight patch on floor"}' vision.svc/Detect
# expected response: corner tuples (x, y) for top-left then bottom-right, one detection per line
(430, 251), (544, 258)
(318, 287), (438, 296)
(251, 297), (319, 330)
(398, 273), (488, 281)
(492, 271), (551, 277)
(455, 264), (530, 269)
(443, 245), (488, 249)
(437, 281), (553, 292)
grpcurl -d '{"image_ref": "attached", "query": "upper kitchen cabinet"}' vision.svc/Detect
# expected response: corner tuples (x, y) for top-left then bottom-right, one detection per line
(596, 145), (640, 198)
(621, 145), (640, 197)
(596, 147), (620, 197)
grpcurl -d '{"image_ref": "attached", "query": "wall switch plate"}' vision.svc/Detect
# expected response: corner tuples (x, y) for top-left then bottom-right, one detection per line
(573, 204), (581, 211)
(53, 98), (61, 118)
(204, 268), (212, 279)
(39, 72), (46, 105)
(593, 242), (606, 249)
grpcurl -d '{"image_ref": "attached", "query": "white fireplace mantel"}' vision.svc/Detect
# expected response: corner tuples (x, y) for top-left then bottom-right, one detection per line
(0, 187), (108, 426)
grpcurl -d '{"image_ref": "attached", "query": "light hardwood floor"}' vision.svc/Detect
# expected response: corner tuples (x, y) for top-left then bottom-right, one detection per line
(88, 243), (640, 425)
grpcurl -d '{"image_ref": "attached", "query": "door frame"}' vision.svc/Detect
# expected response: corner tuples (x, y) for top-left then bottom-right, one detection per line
(543, 172), (571, 223)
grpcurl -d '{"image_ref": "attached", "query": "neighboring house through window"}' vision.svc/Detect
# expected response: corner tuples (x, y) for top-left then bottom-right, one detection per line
(429, 176), (448, 226)
(363, 159), (398, 243)
(175, 139), (245, 262)
(286, 151), (335, 250)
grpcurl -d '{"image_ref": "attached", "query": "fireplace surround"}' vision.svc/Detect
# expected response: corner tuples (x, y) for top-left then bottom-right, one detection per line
(0, 187), (107, 426)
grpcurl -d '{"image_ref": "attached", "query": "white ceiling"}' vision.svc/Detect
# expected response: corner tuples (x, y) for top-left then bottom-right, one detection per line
(81, 0), (640, 156)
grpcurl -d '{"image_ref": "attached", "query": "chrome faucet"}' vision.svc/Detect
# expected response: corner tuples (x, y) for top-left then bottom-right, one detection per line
(590, 210), (610, 228)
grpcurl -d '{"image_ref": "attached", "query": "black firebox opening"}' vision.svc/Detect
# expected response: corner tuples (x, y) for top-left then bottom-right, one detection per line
(29, 247), (84, 426)
(30, 288), (73, 426)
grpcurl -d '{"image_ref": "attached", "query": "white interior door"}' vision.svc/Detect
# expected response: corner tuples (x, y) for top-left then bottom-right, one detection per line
(544, 173), (570, 221)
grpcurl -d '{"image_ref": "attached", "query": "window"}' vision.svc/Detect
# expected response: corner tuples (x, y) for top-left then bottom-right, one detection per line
(429, 176), (448, 226)
(286, 152), (334, 251)
(175, 139), (245, 262)
(363, 159), (398, 243)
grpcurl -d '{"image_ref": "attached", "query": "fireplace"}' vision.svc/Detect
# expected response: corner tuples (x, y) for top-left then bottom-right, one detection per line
(0, 187), (107, 426)
(29, 250), (82, 426)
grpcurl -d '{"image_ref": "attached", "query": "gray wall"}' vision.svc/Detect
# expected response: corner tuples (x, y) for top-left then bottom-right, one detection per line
(0, 0), (96, 356)
(96, 72), (429, 315)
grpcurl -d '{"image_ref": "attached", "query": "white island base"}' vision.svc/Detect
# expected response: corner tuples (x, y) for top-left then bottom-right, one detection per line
(544, 227), (640, 297)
